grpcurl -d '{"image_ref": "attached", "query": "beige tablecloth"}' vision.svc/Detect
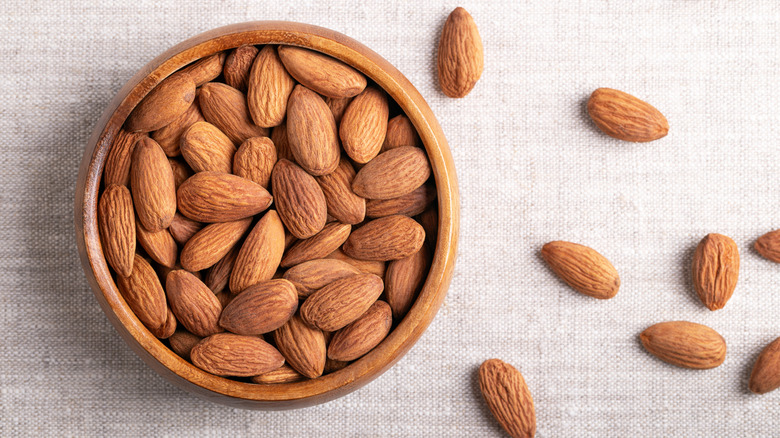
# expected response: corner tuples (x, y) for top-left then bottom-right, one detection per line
(2, 1), (780, 436)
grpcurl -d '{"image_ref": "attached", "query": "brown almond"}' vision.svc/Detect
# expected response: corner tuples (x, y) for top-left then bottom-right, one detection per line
(126, 72), (196, 132)
(300, 273), (384, 331)
(340, 85), (389, 163)
(352, 146), (431, 199)
(285, 85), (340, 176)
(104, 129), (143, 187)
(273, 313), (327, 378)
(220, 279), (298, 335)
(587, 88), (669, 142)
(177, 171), (272, 223)
(383, 114), (421, 151)
(152, 99), (205, 157)
(540, 241), (620, 299)
(283, 259), (361, 298)
(191, 333), (284, 377)
(272, 159), (328, 239)
(281, 222), (351, 268)
(640, 321), (726, 369)
(180, 121), (237, 173)
(270, 120), (295, 162)
(749, 337), (780, 394)
(692, 233), (739, 311)
(131, 137), (177, 231)
(166, 270), (222, 337)
(479, 359), (536, 438)
(151, 307), (177, 339)
(366, 183), (436, 218)
(316, 156), (366, 225)
(385, 245), (431, 320)
(233, 136), (277, 189)
(417, 206), (438, 246)
(215, 290), (233, 308)
(251, 364), (305, 384)
(756, 230), (780, 263)
(325, 96), (352, 125)
(223, 45), (259, 92)
(198, 82), (269, 144)
(247, 45), (295, 128)
(278, 46), (367, 98)
(116, 254), (167, 332)
(328, 300), (392, 361)
(168, 158), (193, 190)
(168, 212), (203, 246)
(343, 215), (425, 261)
(437, 7), (484, 98)
(180, 218), (252, 272)
(180, 52), (226, 87)
(205, 246), (239, 294)
(98, 184), (136, 277)
(168, 329), (202, 360)
(325, 358), (350, 373)
(326, 248), (386, 277)
(230, 210), (286, 294)
(135, 221), (177, 268)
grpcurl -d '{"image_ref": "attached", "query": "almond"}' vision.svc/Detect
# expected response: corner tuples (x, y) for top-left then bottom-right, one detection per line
(198, 82), (269, 144)
(352, 146), (431, 199)
(230, 210), (286, 294)
(223, 45), (259, 92)
(417, 206), (438, 246)
(340, 85), (389, 163)
(640, 321), (727, 369)
(749, 337), (780, 394)
(437, 7), (484, 98)
(325, 358), (350, 373)
(220, 279), (298, 335)
(151, 99), (205, 157)
(343, 215), (425, 261)
(277, 46), (367, 98)
(479, 359), (536, 438)
(587, 88), (669, 142)
(180, 121), (237, 173)
(205, 246), (239, 294)
(130, 137), (177, 231)
(755, 230), (780, 263)
(326, 248), (386, 277)
(383, 114), (421, 151)
(300, 273), (384, 331)
(270, 120), (295, 162)
(325, 96), (352, 125)
(285, 85), (340, 176)
(247, 45), (295, 128)
(251, 364), (305, 384)
(281, 222), (351, 268)
(180, 52), (226, 87)
(179, 218), (252, 272)
(366, 183), (436, 218)
(540, 241), (620, 299)
(151, 307), (177, 339)
(328, 300), (392, 361)
(104, 129), (143, 187)
(190, 333), (284, 377)
(273, 313), (327, 378)
(98, 184), (136, 277)
(272, 159), (328, 239)
(233, 136), (277, 188)
(168, 212), (203, 246)
(385, 245), (431, 320)
(166, 270), (223, 337)
(283, 259), (361, 298)
(126, 72), (196, 132)
(176, 171), (272, 223)
(135, 221), (177, 268)
(116, 254), (167, 332)
(168, 329), (202, 360)
(692, 233), (739, 311)
(316, 156), (366, 225)
(168, 158), (193, 190)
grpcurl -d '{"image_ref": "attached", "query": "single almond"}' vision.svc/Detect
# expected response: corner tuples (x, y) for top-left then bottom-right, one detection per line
(316, 156), (366, 224)
(220, 279), (298, 335)
(385, 245), (431, 320)
(168, 158), (193, 190)
(755, 230), (780, 263)
(98, 184), (136, 277)
(233, 136), (277, 188)
(283, 259), (361, 298)
(104, 129), (143, 187)
(343, 215), (425, 261)
(180, 52), (226, 86)
(180, 218), (252, 272)
(151, 307), (177, 339)
(692, 233), (739, 311)
(640, 321), (727, 369)
(277, 45), (367, 98)
(285, 85), (340, 175)
(198, 82), (269, 144)
(749, 337), (780, 394)
(300, 273), (384, 331)
(437, 7), (484, 98)
(168, 329), (202, 360)
(191, 333), (284, 377)
(251, 364), (305, 384)
(281, 222), (351, 268)
(587, 88), (669, 142)
(325, 96), (352, 125)
(383, 114), (421, 151)
(152, 98), (205, 157)
(176, 171), (272, 223)
(116, 254), (167, 332)
(352, 146), (431, 200)
(270, 120), (295, 162)
(168, 212), (203, 246)
(125, 72), (196, 132)
(272, 159), (328, 239)
(340, 85), (389, 163)
(223, 45), (259, 92)
(205, 246), (239, 294)
(540, 241), (620, 299)
(479, 359), (536, 438)
(135, 221), (177, 268)
(326, 248), (386, 277)
(247, 45), (296, 128)
(166, 270), (223, 337)
(180, 121), (237, 173)
(230, 210), (286, 294)
(130, 137), (177, 231)
(273, 313), (328, 379)
(328, 300), (392, 361)
(366, 183), (436, 218)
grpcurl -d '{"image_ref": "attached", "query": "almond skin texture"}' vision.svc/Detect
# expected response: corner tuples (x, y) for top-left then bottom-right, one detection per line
(230, 210), (286, 294)
(152, 99), (205, 157)
(479, 359), (536, 438)
(152, 307), (177, 339)
(168, 158), (193, 191)
(168, 329), (202, 361)
(278, 46), (367, 98)
(126, 72), (196, 132)
(272, 159), (328, 239)
(180, 121), (237, 173)
(130, 137), (177, 232)
(283, 259), (361, 298)
(540, 241), (620, 299)
(205, 246), (239, 294)
(223, 45), (259, 92)
(233, 136), (277, 189)
(300, 273), (384, 331)
(135, 222), (177, 269)
(281, 222), (351, 268)
(417, 206), (438, 246)
(270, 120), (295, 163)
(587, 88), (669, 142)
(168, 212), (203, 246)
(116, 254), (167, 333)
(98, 184), (136, 277)
(176, 171), (272, 223)
(343, 215), (425, 262)
(328, 300), (392, 361)
(366, 183), (436, 218)
(273, 313), (327, 378)
(180, 52), (226, 86)
(248, 45), (295, 128)
(104, 129), (143, 187)
(219, 279), (298, 335)
(437, 7), (484, 98)
(640, 321), (727, 369)
(749, 337), (780, 394)
(327, 248), (386, 277)
(385, 245), (431, 320)
(285, 85), (340, 176)
(340, 85), (389, 163)
(316, 157), (366, 225)
(190, 333), (284, 377)
(692, 233), (739, 311)
(198, 82), (269, 144)
(383, 114), (422, 151)
(755, 230), (780, 263)
(166, 270), (223, 337)
(179, 218), (252, 272)
(325, 96), (352, 125)
(251, 364), (305, 384)
(352, 146), (432, 200)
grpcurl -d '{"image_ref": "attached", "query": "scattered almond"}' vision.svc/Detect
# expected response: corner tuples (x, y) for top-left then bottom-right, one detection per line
(540, 241), (620, 299)
(437, 7), (484, 98)
(587, 88), (669, 142)
(749, 337), (780, 394)
(755, 230), (780, 263)
(479, 359), (536, 438)
(691, 233), (739, 311)
(640, 321), (726, 369)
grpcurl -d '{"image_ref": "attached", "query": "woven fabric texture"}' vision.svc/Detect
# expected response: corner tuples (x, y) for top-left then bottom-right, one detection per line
(2, 1), (780, 436)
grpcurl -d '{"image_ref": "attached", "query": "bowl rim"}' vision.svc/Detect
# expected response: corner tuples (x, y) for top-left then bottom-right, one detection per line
(74, 20), (459, 409)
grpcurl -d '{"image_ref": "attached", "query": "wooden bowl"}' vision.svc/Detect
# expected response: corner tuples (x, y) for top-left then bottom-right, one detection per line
(74, 21), (459, 409)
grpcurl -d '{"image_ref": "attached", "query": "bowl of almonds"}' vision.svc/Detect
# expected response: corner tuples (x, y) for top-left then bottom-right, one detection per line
(74, 21), (458, 409)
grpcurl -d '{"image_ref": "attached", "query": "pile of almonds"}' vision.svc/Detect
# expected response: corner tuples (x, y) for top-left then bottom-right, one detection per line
(98, 42), (438, 381)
